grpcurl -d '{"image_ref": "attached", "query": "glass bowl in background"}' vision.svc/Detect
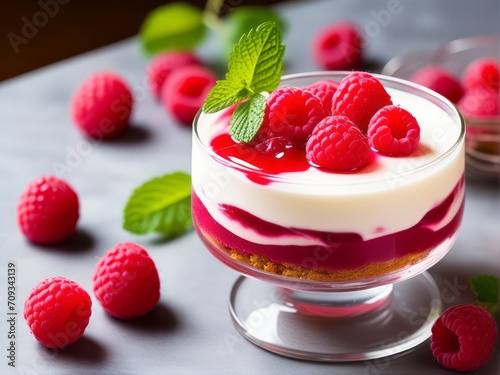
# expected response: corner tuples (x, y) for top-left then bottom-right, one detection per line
(382, 34), (500, 181)
(192, 72), (465, 361)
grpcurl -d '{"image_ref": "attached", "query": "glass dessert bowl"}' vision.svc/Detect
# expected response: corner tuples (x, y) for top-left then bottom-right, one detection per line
(192, 72), (465, 361)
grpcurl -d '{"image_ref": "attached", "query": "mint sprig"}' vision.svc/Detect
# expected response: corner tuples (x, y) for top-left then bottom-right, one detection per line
(202, 21), (285, 143)
(469, 274), (499, 316)
(123, 172), (192, 238)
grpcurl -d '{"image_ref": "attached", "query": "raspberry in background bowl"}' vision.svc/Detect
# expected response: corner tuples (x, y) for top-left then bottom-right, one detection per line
(382, 34), (500, 182)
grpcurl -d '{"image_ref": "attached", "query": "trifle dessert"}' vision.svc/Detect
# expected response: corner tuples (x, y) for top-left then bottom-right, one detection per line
(192, 70), (465, 284)
(190, 21), (465, 286)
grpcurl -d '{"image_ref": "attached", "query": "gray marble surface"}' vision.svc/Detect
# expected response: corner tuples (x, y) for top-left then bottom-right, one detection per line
(0, 0), (499, 374)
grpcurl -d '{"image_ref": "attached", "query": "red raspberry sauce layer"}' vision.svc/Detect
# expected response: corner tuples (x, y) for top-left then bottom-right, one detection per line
(192, 175), (464, 272)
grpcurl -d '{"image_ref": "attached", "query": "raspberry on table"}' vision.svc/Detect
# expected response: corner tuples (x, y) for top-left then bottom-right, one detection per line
(331, 71), (392, 134)
(161, 65), (216, 126)
(462, 57), (499, 90)
(431, 304), (497, 372)
(457, 86), (499, 119)
(410, 65), (464, 103)
(367, 105), (420, 156)
(147, 51), (201, 99)
(263, 86), (326, 141)
(92, 242), (160, 319)
(306, 115), (370, 171)
(305, 79), (340, 116)
(17, 176), (79, 244)
(24, 277), (92, 349)
(312, 21), (363, 71)
(71, 71), (133, 140)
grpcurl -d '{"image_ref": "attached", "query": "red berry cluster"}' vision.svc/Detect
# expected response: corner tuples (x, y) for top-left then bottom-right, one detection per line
(23, 240), (160, 349)
(18, 176), (160, 348)
(253, 71), (421, 171)
(410, 58), (500, 119)
(22, 48), (218, 350)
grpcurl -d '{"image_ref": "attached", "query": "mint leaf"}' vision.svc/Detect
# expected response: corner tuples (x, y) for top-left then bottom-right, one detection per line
(140, 3), (206, 55)
(230, 94), (266, 143)
(202, 80), (248, 114)
(203, 21), (285, 143)
(222, 6), (286, 59)
(227, 21), (285, 94)
(123, 172), (192, 238)
(469, 274), (499, 316)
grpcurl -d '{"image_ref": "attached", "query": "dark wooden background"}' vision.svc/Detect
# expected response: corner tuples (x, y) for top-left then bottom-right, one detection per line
(1, 0), (288, 82)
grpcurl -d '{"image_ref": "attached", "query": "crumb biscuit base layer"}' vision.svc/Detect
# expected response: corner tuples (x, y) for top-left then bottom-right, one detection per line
(198, 228), (432, 282)
(227, 250), (431, 282)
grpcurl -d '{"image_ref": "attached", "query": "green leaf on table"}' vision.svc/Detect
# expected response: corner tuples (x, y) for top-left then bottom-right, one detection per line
(221, 6), (286, 60)
(469, 274), (499, 316)
(123, 172), (192, 238)
(202, 21), (285, 143)
(229, 94), (267, 143)
(140, 2), (206, 55)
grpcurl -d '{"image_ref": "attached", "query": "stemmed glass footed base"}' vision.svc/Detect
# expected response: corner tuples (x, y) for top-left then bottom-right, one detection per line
(229, 272), (441, 362)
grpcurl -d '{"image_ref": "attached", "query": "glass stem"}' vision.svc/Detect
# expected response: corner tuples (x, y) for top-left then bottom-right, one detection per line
(280, 284), (394, 317)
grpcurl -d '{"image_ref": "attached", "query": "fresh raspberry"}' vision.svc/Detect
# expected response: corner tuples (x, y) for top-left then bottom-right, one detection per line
(431, 304), (497, 372)
(146, 51), (201, 99)
(263, 86), (326, 141)
(410, 65), (464, 103)
(457, 86), (499, 119)
(17, 176), (79, 244)
(71, 72), (133, 140)
(92, 242), (160, 319)
(331, 71), (392, 133)
(367, 105), (420, 156)
(306, 80), (340, 115)
(312, 21), (363, 71)
(306, 115), (370, 171)
(462, 57), (499, 90)
(161, 65), (216, 126)
(24, 277), (92, 349)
